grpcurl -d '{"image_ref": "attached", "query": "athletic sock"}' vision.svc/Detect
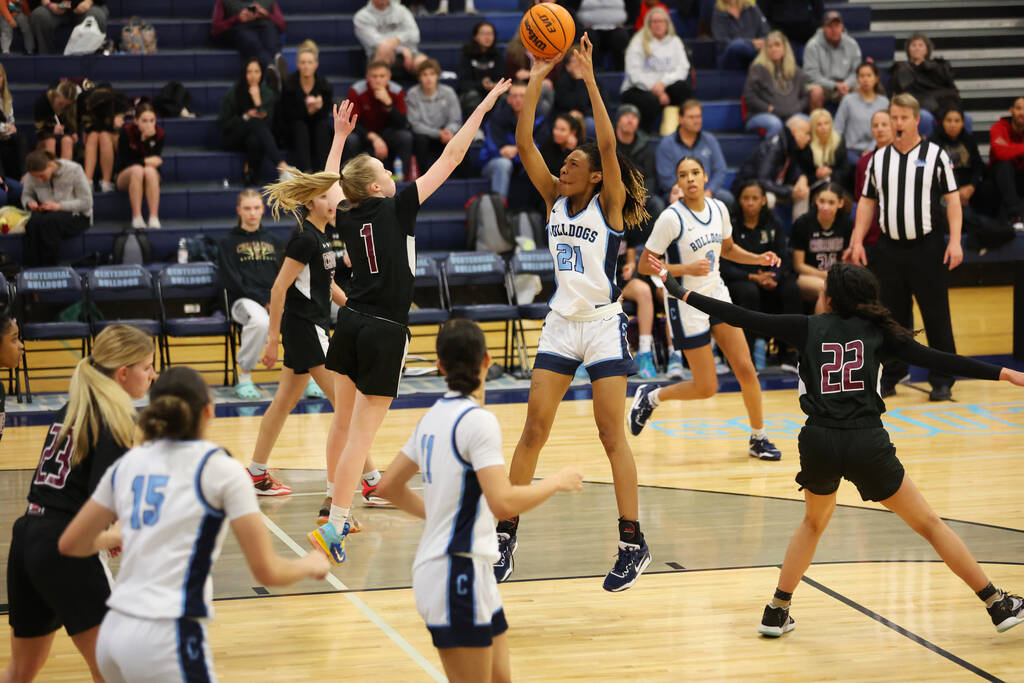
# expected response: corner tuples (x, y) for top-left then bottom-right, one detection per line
(977, 583), (1002, 607)
(497, 516), (519, 536)
(326, 481), (334, 498)
(248, 462), (267, 477)
(328, 505), (350, 535)
(238, 371), (252, 384)
(362, 469), (382, 487)
(618, 518), (642, 546)
(638, 335), (653, 354)
(771, 588), (792, 609)
(751, 428), (767, 440)
(648, 388), (661, 406)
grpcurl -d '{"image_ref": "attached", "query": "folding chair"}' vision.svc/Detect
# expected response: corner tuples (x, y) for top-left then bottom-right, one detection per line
(0, 272), (17, 400)
(87, 265), (162, 364)
(441, 251), (519, 372)
(158, 262), (236, 386)
(508, 249), (558, 373)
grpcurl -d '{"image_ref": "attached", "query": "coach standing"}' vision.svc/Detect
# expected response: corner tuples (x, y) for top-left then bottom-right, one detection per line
(846, 93), (963, 401)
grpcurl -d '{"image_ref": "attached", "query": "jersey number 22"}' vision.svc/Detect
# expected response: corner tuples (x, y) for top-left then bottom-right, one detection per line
(820, 340), (865, 394)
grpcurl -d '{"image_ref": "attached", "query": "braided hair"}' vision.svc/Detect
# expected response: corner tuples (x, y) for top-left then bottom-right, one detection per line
(825, 264), (916, 343)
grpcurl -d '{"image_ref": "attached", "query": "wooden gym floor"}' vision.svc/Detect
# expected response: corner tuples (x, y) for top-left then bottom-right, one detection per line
(1, 286), (1022, 681)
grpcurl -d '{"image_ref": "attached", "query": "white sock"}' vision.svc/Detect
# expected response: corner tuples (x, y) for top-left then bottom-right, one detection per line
(248, 462), (267, 476)
(238, 371), (252, 384)
(751, 428), (766, 440)
(326, 481), (335, 498)
(362, 469), (381, 487)
(329, 505), (350, 534)
(648, 388), (661, 406)
(638, 335), (652, 354)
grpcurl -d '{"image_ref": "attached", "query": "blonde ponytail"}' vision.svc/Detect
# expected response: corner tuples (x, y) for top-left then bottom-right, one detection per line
(262, 169), (340, 224)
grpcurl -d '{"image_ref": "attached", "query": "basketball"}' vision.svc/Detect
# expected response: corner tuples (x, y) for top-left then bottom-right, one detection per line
(519, 3), (574, 61)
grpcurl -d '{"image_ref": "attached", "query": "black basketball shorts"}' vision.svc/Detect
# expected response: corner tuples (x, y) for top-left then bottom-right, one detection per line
(7, 515), (111, 638)
(795, 425), (905, 502)
(281, 312), (330, 374)
(327, 306), (409, 398)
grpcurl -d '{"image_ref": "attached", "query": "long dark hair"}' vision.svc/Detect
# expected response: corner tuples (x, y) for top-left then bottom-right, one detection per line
(825, 264), (915, 342)
(732, 178), (774, 228)
(437, 319), (487, 395)
(577, 142), (649, 229)
(138, 366), (211, 441)
(463, 20), (498, 56)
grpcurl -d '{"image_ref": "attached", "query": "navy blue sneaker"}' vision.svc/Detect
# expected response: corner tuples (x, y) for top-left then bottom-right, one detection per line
(629, 384), (657, 436)
(602, 540), (651, 592)
(749, 436), (782, 461)
(759, 604), (795, 637)
(494, 532), (517, 583)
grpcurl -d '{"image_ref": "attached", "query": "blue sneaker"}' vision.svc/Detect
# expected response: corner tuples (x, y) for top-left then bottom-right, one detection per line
(574, 364), (589, 381)
(304, 379), (326, 399)
(635, 351), (656, 379)
(307, 521), (349, 565)
(665, 351), (684, 379)
(749, 436), (782, 461)
(629, 384), (657, 436)
(602, 539), (651, 592)
(493, 532), (517, 583)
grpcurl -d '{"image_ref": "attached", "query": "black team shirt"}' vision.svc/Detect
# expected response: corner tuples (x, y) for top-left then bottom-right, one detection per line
(284, 221), (336, 330)
(337, 183), (421, 326)
(789, 211), (852, 273)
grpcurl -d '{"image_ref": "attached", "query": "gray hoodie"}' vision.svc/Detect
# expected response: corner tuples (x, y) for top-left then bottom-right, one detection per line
(353, 0), (420, 56)
(803, 27), (862, 91)
(406, 84), (461, 138)
(22, 159), (93, 222)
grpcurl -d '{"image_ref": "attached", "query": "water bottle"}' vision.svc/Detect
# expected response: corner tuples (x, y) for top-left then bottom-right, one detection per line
(392, 157), (404, 182)
(177, 238), (188, 264)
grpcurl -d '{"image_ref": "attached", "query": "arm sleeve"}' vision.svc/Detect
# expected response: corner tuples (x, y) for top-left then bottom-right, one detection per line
(802, 43), (831, 89)
(200, 453), (261, 520)
(59, 165), (94, 214)
(285, 230), (315, 265)
(454, 409), (506, 472)
(884, 337), (1002, 381)
(676, 288), (810, 347)
(743, 66), (773, 113)
(395, 182), (421, 234)
(624, 41), (655, 91)
(210, 0), (240, 37)
(644, 209), (681, 255)
(990, 120), (1024, 162)
(268, 1), (285, 33)
(394, 7), (420, 49)
(89, 461), (117, 511)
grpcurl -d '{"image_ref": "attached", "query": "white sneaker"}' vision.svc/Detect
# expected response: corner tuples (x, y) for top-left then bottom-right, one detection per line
(148, 216), (161, 229)
(131, 215), (146, 229)
(99, 180), (116, 193)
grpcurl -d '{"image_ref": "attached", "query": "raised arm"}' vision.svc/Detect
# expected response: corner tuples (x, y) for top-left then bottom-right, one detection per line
(324, 101), (358, 207)
(517, 59), (561, 211)
(576, 34), (625, 216)
(416, 78), (512, 204)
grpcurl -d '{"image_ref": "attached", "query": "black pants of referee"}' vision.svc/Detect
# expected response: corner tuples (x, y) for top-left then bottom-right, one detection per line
(872, 232), (957, 391)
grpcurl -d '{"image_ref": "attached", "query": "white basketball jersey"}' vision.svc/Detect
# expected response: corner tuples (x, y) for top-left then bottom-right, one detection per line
(92, 439), (259, 620)
(402, 393), (506, 569)
(546, 195), (623, 320)
(646, 198), (732, 294)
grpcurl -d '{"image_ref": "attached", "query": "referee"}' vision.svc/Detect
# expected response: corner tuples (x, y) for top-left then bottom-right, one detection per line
(846, 93), (964, 401)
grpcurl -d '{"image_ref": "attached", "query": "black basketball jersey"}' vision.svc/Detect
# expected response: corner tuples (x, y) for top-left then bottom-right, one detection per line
(789, 212), (852, 272)
(284, 222), (336, 329)
(325, 224), (352, 290)
(798, 314), (886, 426)
(337, 183), (420, 325)
(27, 404), (128, 516)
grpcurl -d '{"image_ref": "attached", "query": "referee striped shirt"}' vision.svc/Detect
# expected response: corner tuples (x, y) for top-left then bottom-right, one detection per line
(861, 140), (958, 241)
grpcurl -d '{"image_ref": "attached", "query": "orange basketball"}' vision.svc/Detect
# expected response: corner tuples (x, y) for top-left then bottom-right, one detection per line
(519, 3), (574, 61)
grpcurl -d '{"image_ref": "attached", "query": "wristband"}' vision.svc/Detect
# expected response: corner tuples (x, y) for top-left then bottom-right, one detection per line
(659, 268), (668, 279)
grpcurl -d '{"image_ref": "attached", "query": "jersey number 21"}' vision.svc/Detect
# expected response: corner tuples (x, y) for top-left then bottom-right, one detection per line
(555, 244), (584, 273)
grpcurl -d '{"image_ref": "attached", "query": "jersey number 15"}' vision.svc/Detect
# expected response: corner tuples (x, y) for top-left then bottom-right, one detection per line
(820, 340), (865, 394)
(130, 475), (169, 529)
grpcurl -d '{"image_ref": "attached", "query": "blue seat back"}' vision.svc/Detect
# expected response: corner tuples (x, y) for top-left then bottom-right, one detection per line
(88, 265), (155, 302)
(511, 250), (556, 280)
(158, 262), (220, 301)
(443, 251), (507, 286)
(17, 266), (84, 305)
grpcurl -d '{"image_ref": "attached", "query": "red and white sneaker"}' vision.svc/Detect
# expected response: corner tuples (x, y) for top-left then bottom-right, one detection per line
(250, 469), (292, 496)
(361, 479), (390, 506)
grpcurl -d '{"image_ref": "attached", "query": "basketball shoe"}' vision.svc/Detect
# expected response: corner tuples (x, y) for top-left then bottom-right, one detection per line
(759, 604), (795, 637)
(308, 521), (350, 565)
(315, 500), (361, 533)
(988, 591), (1024, 632)
(602, 539), (651, 592)
(494, 532), (517, 583)
(250, 470), (292, 496)
(749, 436), (782, 461)
(361, 479), (390, 506)
(629, 384), (657, 436)
(634, 351), (657, 379)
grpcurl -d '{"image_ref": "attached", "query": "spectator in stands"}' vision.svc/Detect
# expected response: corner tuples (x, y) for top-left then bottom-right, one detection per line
(802, 11), (861, 112)
(988, 96), (1024, 228)
(888, 32), (960, 134)
(78, 82), (127, 193)
(930, 105), (984, 213)
(479, 81), (544, 200)
(218, 188), (284, 400)
(407, 58), (461, 171)
(808, 108), (852, 193)
(655, 99), (732, 204)
(577, 0), (630, 70)
(853, 109), (891, 251)
(834, 61), (889, 164)
(616, 103), (663, 220)
(756, 0), (822, 46)
(634, 0), (668, 31)
(553, 51), (599, 139)
(280, 40), (333, 173)
(743, 30), (809, 139)
(347, 60), (413, 176)
(721, 178), (801, 369)
(218, 58), (287, 186)
(211, 0), (287, 92)
(0, 64), (26, 178)
(115, 102), (164, 229)
(33, 80), (77, 160)
(539, 113), (583, 175)
(731, 114), (813, 220)
(711, 0), (769, 70)
(790, 182), (851, 309)
(21, 150), (91, 266)
(621, 7), (692, 134)
(457, 20), (503, 115)
(353, 0), (426, 86)
(30, 0), (108, 55)
(505, 35), (555, 115)
(1, 0), (33, 54)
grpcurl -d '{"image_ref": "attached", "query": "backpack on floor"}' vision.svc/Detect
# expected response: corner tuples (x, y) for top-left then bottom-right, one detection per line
(465, 192), (514, 254)
(112, 228), (153, 265)
(121, 16), (158, 54)
(184, 235), (220, 264)
(154, 81), (192, 118)
(508, 210), (546, 250)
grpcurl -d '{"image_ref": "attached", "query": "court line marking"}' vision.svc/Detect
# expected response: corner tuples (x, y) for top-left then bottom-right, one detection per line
(258, 512), (446, 682)
(802, 574), (1005, 682)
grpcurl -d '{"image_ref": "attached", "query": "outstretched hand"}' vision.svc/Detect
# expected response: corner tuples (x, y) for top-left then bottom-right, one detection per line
(332, 100), (358, 137)
(529, 56), (559, 80)
(571, 33), (595, 78)
(480, 78), (512, 111)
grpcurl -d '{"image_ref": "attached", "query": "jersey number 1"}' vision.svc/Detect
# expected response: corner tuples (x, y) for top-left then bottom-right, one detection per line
(820, 340), (865, 394)
(130, 475), (169, 529)
(360, 223), (379, 274)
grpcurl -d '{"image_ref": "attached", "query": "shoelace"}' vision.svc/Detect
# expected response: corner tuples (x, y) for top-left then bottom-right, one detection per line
(611, 547), (640, 575)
